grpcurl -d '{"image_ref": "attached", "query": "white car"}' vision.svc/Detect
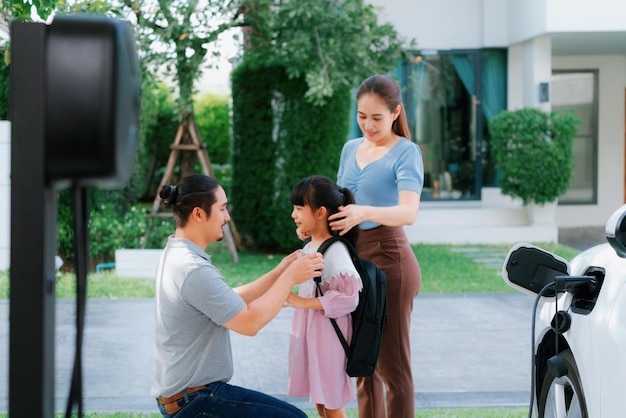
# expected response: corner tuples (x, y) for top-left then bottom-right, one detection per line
(502, 204), (626, 418)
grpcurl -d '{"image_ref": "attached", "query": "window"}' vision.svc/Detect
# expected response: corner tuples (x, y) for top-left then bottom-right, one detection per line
(552, 71), (598, 204)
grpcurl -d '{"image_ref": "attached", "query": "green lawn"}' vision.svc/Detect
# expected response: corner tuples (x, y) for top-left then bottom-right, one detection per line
(0, 240), (580, 299)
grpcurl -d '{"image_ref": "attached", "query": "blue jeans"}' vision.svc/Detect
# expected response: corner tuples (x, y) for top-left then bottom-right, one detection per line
(157, 382), (307, 418)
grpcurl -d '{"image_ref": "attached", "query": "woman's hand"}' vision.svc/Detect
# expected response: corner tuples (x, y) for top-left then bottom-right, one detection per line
(328, 204), (365, 235)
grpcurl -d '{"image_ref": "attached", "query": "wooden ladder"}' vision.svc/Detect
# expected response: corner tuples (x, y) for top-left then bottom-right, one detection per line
(150, 113), (240, 263)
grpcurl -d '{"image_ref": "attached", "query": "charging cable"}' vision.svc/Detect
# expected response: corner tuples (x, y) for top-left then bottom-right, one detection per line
(64, 185), (90, 418)
(527, 275), (598, 418)
(528, 281), (556, 418)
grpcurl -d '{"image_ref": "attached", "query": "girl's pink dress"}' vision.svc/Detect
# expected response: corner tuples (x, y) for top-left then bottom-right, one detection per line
(287, 241), (362, 410)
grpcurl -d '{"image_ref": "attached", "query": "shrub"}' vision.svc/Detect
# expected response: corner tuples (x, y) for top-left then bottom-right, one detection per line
(194, 93), (231, 165)
(57, 189), (150, 266)
(0, 45), (8, 120)
(489, 107), (579, 205)
(231, 62), (351, 252)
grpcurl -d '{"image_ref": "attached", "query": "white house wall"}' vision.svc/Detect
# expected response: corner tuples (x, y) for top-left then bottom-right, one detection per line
(369, 0), (626, 52)
(546, 0), (626, 32)
(368, 0), (489, 50)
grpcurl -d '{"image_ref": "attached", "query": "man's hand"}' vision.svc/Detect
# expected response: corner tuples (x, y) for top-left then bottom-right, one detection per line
(273, 249), (301, 276)
(284, 252), (323, 284)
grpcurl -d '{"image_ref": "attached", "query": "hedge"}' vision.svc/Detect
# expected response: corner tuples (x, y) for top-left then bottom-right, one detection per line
(231, 61), (351, 252)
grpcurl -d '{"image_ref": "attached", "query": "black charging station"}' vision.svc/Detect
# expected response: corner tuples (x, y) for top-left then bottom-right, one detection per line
(9, 14), (140, 417)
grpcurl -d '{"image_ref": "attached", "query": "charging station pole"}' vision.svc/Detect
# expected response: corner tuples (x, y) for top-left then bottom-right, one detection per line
(9, 15), (140, 417)
(9, 21), (58, 417)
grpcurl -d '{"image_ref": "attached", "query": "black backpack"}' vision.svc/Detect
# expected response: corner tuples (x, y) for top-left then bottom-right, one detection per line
(314, 236), (387, 377)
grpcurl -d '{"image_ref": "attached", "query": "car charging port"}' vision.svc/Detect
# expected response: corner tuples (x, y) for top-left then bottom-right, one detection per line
(564, 267), (605, 314)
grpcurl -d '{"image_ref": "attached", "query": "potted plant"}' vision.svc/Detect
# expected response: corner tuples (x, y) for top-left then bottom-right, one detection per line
(489, 107), (579, 223)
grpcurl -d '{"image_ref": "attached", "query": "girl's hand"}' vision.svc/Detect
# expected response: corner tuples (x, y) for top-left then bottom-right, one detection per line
(284, 292), (304, 308)
(284, 291), (324, 311)
(296, 226), (311, 241)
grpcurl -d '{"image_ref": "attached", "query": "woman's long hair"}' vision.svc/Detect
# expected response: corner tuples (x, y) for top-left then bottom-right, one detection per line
(357, 74), (411, 140)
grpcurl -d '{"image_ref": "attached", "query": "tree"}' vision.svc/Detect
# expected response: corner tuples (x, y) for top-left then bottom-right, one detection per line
(0, 0), (57, 22)
(231, 0), (411, 251)
(119, 0), (245, 117)
(244, 0), (412, 106)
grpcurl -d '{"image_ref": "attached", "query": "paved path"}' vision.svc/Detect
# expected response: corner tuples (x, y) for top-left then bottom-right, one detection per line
(0, 292), (535, 414)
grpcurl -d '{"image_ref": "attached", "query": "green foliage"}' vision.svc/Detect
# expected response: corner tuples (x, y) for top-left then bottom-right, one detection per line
(54, 81), (232, 269)
(194, 93), (231, 165)
(0, 0), (57, 21)
(57, 191), (150, 265)
(0, 46), (8, 119)
(56, 192), (174, 267)
(228, 0), (408, 251)
(245, 0), (412, 106)
(88, 202), (148, 264)
(144, 216), (175, 249)
(119, 0), (243, 117)
(489, 107), (579, 205)
(231, 63), (350, 252)
(139, 80), (180, 199)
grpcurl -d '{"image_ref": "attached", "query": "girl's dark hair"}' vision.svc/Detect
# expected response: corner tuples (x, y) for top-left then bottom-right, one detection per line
(357, 74), (411, 140)
(290, 175), (359, 247)
(159, 174), (220, 227)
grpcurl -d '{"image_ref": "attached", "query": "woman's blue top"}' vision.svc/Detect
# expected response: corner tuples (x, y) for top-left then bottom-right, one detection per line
(337, 137), (424, 230)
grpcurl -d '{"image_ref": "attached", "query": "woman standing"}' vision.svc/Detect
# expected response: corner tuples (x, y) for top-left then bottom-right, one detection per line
(328, 74), (424, 418)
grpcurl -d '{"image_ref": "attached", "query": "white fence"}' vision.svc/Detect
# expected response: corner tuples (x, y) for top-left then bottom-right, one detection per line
(114, 249), (162, 279)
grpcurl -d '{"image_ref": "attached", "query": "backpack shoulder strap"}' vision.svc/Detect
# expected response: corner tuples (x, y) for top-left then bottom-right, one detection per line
(314, 235), (350, 355)
(317, 236), (341, 255)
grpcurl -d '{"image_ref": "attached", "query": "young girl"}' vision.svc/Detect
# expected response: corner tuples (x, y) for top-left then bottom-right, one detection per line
(285, 175), (362, 418)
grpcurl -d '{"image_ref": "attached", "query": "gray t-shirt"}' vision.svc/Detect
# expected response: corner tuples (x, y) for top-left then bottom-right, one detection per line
(151, 236), (246, 398)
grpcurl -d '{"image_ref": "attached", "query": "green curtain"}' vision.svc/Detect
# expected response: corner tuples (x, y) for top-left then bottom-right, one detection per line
(451, 50), (506, 121)
(451, 54), (476, 96)
(482, 50), (507, 121)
